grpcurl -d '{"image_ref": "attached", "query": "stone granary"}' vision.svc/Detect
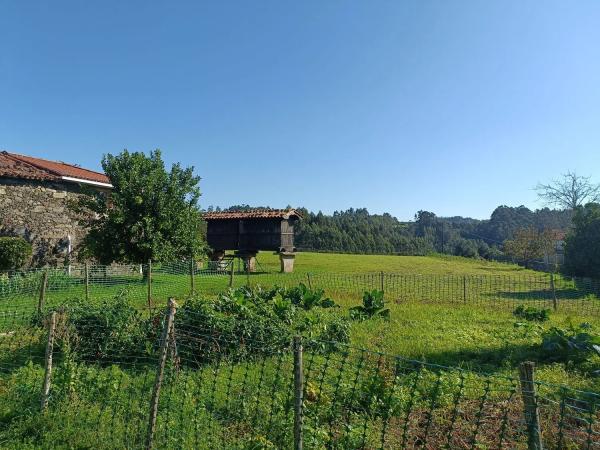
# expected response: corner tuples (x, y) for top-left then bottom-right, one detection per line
(0, 151), (112, 266)
(204, 209), (301, 273)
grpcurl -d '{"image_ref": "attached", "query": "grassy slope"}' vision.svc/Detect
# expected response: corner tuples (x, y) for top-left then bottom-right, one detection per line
(254, 251), (537, 275)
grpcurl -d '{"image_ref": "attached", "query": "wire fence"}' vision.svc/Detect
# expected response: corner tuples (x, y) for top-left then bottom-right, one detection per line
(2, 259), (600, 318)
(0, 302), (598, 449)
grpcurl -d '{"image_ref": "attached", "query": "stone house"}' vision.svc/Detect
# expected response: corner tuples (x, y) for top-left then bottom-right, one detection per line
(0, 151), (112, 266)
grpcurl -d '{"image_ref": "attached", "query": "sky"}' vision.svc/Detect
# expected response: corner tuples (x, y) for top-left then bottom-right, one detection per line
(1, 1), (599, 221)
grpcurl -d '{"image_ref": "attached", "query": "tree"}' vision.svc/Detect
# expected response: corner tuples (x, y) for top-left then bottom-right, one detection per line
(503, 227), (556, 268)
(73, 150), (205, 265)
(563, 203), (600, 278)
(536, 172), (600, 210)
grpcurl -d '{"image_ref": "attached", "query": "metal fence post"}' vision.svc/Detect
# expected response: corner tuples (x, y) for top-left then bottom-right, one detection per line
(550, 273), (558, 311)
(519, 362), (544, 450)
(147, 259), (153, 309)
(84, 262), (90, 301)
(41, 311), (57, 411)
(189, 258), (195, 295)
(146, 298), (177, 450)
(38, 270), (48, 314)
(293, 336), (304, 450)
(229, 259), (235, 288)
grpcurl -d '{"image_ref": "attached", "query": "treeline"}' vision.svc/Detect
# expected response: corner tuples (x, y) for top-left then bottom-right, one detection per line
(209, 204), (572, 260)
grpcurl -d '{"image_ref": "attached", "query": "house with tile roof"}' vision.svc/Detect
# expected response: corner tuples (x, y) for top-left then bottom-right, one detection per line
(0, 151), (112, 266)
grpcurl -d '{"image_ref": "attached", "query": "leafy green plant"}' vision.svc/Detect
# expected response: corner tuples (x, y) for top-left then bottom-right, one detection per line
(282, 283), (336, 310)
(349, 290), (389, 320)
(541, 322), (600, 363)
(0, 237), (32, 271)
(513, 305), (550, 322)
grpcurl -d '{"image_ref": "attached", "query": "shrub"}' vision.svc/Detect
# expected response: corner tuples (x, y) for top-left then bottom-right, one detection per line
(0, 237), (32, 271)
(349, 290), (389, 320)
(175, 285), (347, 365)
(39, 293), (151, 363)
(541, 322), (600, 363)
(282, 283), (336, 310)
(513, 305), (550, 322)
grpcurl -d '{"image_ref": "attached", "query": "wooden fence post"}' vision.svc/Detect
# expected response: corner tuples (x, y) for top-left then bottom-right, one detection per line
(38, 271), (48, 314)
(146, 298), (177, 450)
(147, 259), (153, 309)
(463, 276), (467, 304)
(380, 271), (385, 295)
(306, 273), (313, 290)
(189, 258), (195, 295)
(246, 260), (250, 287)
(550, 273), (558, 311)
(41, 311), (57, 411)
(293, 336), (304, 450)
(519, 362), (544, 450)
(229, 259), (235, 288)
(84, 262), (90, 301)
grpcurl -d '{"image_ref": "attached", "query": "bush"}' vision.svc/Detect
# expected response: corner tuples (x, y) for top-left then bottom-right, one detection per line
(541, 322), (600, 363)
(39, 293), (151, 363)
(349, 290), (389, 320)
(513, 305), (550, 322)
(175, 285), (347, 365)
(0, 237), (32, 271)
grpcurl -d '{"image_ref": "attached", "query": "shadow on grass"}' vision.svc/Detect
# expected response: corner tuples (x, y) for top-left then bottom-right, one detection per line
(418, 342), (552, 375)
(489, 288), (597, 301)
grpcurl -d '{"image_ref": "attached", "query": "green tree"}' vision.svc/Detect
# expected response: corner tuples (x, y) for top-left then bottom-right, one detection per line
(503, 227), (555, 268)
(563, 203), (600, 278)
(73, 150), (205, 264)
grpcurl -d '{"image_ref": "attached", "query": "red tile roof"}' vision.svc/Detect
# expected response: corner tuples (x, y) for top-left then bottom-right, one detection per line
(204, 209), (302, 220)
(0, 151), (111, 185)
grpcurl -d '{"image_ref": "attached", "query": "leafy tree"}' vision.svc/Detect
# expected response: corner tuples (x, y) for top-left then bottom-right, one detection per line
(73, 150), (205, 264)
(503, 227), (556, 268)
(536, 172), (600, 210)
(563, 203), (600, 278)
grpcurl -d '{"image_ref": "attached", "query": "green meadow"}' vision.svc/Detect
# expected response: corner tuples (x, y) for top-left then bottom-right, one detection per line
(1, 252), (599, 448)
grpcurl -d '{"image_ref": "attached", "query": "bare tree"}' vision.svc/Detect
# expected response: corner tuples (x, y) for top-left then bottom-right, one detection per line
(535, 171), (600, 210)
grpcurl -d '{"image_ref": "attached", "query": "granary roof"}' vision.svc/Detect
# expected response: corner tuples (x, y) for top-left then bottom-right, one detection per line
(204, 209), (302, 220)
(0, 151), (112, 187)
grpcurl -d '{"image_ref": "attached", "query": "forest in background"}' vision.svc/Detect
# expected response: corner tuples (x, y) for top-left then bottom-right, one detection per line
(206, 204), (572, 259)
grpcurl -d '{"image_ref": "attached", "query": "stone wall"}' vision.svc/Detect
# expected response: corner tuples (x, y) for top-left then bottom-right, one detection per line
(0, 177), (92, 266)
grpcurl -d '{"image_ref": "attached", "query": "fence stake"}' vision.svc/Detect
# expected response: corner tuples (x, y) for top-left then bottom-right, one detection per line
(229, 259), (235, 287)
(519, 362), (544, 450)
(380, 271), (385, 294)
(293, 336), (304, 450)
(41, 311), (57, 411)
(306, 273), (313, 290)
(38, 270), (48, 314)
(463, 276), (467, 304)
(246, 260), (250, 287)
(147, 259), (152, 309)
(189, 258), (195, 295)
(550, 273), (558, 311)
(146, 298), (177, 450)
(84, 262), (90, 301)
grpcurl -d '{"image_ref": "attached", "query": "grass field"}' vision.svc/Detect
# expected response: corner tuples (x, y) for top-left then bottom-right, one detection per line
(253, 251), (539, 275)
(1, 252), (599, 448)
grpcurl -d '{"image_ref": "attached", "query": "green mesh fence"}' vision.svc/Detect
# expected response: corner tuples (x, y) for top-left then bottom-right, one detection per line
(2, 260), (600, 317)
(1, 304), (599, 449)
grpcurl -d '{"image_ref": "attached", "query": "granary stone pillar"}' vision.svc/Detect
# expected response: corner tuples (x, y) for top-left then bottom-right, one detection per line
(237, 251), (258, 273)
(279, 252), (296, 273)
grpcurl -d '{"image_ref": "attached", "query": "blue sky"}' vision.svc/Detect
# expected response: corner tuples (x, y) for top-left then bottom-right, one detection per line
(2, 1), (599, 220)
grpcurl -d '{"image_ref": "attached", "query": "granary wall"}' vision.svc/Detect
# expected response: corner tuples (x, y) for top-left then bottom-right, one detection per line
(0, 177), (92, 266)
